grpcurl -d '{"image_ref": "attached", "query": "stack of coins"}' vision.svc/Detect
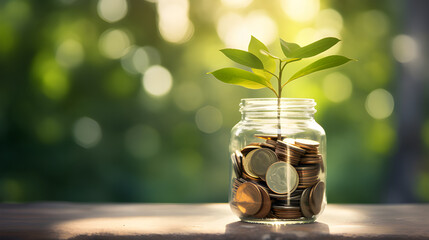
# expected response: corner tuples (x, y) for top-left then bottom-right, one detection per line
(275, 140), (305, 166)
(231, 151), (244, 178)
(295, 139), (322, 165)
(271, 192), (301, 206)
(271, 206), (302, 219)
(230, 135), (325, 220)
(295, 165), (320, 189)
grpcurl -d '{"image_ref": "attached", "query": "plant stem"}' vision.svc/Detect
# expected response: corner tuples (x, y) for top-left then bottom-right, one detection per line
(277, 60), (284, 140)
(263, 69), (279, 80)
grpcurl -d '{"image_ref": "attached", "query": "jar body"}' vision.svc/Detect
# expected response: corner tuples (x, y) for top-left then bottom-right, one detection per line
(229, 98), (326, 224)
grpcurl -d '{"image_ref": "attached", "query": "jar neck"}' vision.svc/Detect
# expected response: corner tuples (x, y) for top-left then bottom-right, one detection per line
(240, 98), (317, 121)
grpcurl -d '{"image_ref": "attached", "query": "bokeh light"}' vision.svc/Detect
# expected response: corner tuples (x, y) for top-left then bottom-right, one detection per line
(97, 0), (128, 23)
(142, 65), (173, 97)
(73, 117), (102, 148)
(322, 72), (353, 103)
(392, 34), (419, 63)
(157, 0), (194, 44)
(281, 0), (320, 23)
(131, 47), (150, 74)
(315, 9), (343, 33)
(365, 88), (395, 120)
(221, 0), (253, 9)
(217, 11), (277, 48)
(99, 28), (131, 59)
(121, 46), (149, 75)
(55, 39), (84, 69)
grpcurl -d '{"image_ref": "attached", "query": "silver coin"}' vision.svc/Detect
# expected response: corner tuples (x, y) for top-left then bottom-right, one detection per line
(266, 161), (299, 194)
(248, 148), (278, 179)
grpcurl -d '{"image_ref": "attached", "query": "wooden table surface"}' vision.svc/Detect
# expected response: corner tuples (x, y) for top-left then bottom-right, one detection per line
(1, 203), (429, 239)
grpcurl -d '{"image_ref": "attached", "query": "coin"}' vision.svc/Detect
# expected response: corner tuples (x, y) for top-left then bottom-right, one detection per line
(253, 185), (272, 218)
(273, 201), (300, 207)
(266, 139), (278, 146)
(234, 182), (263, 216)
(277, 141), (306, 155)
(300, 187), (313, 218)
(269, 189), (303, 200)
(272, 205), (302, 219)
(272, 196), (301, 204)
(309, 181), (325, 215)
(302, 154), (322, 158)
(242, 149), (260, 179)
(241, 145), (261, 156)
(254, 134), (286, 140)
(295, 165), (319, 170)
(295, 139), (320, 147)
(266, 161), (299, 194)
(272, 205), (300, 210)
(299, 176), (319, 180)
(248, 148), (278, 180)
(248, 142), (261, 146)
(300, 159), (322, 165)
(242, 172), (261, 181)
(282, 138), (296, 145)
(260, 142), (276, 149)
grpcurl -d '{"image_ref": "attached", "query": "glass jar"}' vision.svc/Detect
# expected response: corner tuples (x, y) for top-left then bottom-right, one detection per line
(229, 98), (326, 224)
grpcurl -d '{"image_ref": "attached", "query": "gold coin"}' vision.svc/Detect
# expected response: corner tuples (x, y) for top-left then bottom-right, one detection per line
(234, 182), (262, 216)
(266, 161), (299, 194)
(242, 149), (260, 179)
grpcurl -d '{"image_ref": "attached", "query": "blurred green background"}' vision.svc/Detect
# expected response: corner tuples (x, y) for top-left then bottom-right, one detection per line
(1, 0), (428, 203)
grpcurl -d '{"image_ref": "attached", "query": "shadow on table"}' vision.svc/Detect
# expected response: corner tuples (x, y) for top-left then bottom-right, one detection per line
(225, 221), (330, 239)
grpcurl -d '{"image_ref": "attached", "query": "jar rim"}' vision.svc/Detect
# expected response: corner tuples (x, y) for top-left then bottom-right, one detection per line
(241, 98), (316, 106)
(241, 98), (315, 102)
(240, 98), (317, 115)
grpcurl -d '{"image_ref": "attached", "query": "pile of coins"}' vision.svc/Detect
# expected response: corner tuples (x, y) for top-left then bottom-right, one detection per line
(230, 135), (325, 220)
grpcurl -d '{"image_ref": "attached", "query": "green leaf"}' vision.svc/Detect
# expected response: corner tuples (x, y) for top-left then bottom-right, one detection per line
(280, 39), (301, 58)
(285, 58), (301, 64)
(248, 36), (276, 80)
(287, 55), (353, 84)
(260, 50), (283, 60)
(209, 68), (274, 90)
(220, 49), (264, 69)
(289, 37), (340, 58)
